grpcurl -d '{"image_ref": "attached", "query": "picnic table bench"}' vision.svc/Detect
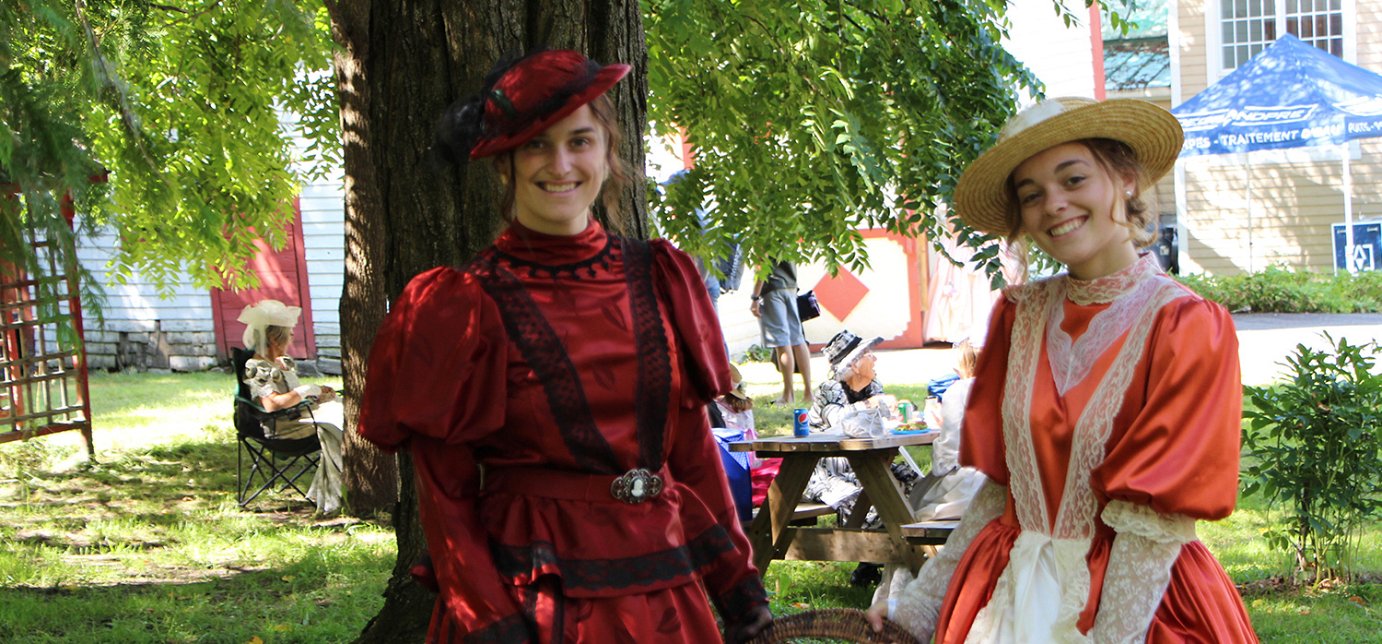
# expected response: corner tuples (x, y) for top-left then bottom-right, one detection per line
(749, 501), (836, 526)
(899, 519), (960, 545)
(731, 431), (944, 574)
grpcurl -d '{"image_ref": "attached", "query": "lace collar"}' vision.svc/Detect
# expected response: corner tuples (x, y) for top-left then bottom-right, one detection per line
(1065, 253), (1163, 305)
(1047, 253), (1167, 395)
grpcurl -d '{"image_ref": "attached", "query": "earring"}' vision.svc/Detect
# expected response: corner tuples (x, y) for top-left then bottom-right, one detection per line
(1124, 190), (1133, 198)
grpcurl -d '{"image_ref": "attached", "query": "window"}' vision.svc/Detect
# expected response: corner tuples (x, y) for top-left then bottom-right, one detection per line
(1218, 0), (1346, 72)
(1285, 0), (1344, 56)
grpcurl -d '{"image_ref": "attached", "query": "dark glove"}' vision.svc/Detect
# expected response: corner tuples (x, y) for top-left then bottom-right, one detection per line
(725, 605), (773, 643)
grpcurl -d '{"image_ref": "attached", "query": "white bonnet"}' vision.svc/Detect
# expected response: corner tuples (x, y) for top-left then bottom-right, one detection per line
(237, 299), (302, 349)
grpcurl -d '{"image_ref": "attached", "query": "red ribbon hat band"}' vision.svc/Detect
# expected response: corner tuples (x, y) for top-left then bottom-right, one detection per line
(469, 50), (631, 159)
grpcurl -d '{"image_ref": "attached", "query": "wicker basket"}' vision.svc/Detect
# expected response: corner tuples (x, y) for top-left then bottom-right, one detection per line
(744, 608), (921, 643)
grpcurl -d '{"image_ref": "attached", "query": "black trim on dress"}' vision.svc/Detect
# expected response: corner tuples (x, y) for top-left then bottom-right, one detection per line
(472, 251), (621, 474)
(620, 237), (672, 470)
(489, 524), (737, 594)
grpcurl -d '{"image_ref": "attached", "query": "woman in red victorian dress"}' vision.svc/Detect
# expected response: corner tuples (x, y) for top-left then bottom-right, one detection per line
(358, 50), (771, 643)
(867, 97), (1257, 643)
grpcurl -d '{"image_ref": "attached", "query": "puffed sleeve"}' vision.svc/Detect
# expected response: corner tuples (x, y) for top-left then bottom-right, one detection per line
(809, 380), (848, 430)
(649, 241), (766, 626)
(360, 266), (528, 639)
(358, 266), (509, 450)
(650, 239), (732, 406)
(243, 359), (278, 401)
(959, 294), (1017, 484)
(1093, 296), (1242, 520)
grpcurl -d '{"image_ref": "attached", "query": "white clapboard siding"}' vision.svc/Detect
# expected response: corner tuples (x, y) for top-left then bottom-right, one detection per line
(297, 164), (346, 372)
(74, 224), (219, 371)
(62, 105), (347, 372)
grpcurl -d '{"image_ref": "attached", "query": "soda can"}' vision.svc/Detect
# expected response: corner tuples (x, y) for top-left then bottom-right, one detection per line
(793, 408), (810, 437)
(898, 402), (912, 423)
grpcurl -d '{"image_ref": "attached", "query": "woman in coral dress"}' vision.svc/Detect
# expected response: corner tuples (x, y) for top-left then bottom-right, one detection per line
(868, 97), (1257, 642)
(359, 50), (770, 643)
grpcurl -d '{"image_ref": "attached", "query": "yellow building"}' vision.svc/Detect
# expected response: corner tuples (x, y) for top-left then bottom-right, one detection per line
(1172, 0), (1380, 275)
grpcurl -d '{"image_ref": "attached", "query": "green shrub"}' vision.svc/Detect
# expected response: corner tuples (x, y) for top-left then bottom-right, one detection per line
(1330, 269), (1382, 312)
(1176, 266), (1382, 313)
(1241, 333), (1382, 583)
(740, 344), (774, 363)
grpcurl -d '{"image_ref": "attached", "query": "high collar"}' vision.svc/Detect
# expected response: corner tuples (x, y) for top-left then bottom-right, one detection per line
(1065, 252), (1163, 305)
(494, 217), (609, 266)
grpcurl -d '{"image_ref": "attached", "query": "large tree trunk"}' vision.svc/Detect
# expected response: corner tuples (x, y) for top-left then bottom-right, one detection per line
(325, 1), (647, 640)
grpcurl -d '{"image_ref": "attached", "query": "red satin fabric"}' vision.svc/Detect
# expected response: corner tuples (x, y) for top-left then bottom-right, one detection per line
(359, 220), (759, 641)
(941, 288), (1257, 642)
(526, 576), (722, 643)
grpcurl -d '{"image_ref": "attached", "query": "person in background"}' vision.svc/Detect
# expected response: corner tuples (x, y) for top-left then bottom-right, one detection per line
(359, 49), (769, 642)
(708, 364), (763, 523)
(750, 259), (813, 405)
(808, 329), (886, 432)
(661, 170), (727, 310)
(806, 329), (917, 587)
(239, 299), (344, 516)
(867, 97), (1255, 642)
(908, 338), (985, 523)
(711, 364), (756, 437)
(872, 338), (991, 607)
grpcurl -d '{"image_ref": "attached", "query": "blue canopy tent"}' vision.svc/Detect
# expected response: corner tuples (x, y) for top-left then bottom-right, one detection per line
(1172, 34), (1382, 273)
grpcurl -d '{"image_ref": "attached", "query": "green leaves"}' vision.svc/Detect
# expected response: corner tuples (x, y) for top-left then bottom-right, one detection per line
(1242, 333), (1382, 583)
(1, 0), (337, 297)
(645, 0), (1036, 278)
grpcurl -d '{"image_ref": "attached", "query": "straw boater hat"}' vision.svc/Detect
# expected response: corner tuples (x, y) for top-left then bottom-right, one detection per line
(823, 330), (882, 378)
(725, 363), (750, 402)
(953, 97), (1184, 235)
(237, 300), (301, 350)
(467, 50), (631, 159)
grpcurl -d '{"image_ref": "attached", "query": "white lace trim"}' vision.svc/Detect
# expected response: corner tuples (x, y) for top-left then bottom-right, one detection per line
(1102, 499), (1197, 545)
(1065, 253), (1162, 305)
(1047, 273), (1167, 396)
(891, 480), (1007, 640)
(1090, 503), (1196, 643)
(1053, 282), (1184, 538)
(994, 266), (1189, 641)
(1090, 501), (1197, 642)
(1002, 282), (1053, 536)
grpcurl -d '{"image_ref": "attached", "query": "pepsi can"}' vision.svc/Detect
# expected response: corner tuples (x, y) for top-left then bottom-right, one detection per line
(793, 408), (810, 437)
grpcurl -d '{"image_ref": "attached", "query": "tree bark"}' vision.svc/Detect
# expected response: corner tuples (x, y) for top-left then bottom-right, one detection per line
(326, 1), (647, 640)
(328, 0), (397, 520)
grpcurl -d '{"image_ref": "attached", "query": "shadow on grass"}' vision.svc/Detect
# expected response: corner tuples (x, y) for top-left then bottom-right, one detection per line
(0, 435), (397, 642)
(0, 547), (393, 643)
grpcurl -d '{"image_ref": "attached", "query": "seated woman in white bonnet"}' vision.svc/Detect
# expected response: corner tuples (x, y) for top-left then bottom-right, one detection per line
(239, 299), (345, 515)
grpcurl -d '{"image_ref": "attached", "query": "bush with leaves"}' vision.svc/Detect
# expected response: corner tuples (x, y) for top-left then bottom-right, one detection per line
(1177, 267), (1382, 313)
(1242, 333), (1382, 583)
(739, 344), (775, 364)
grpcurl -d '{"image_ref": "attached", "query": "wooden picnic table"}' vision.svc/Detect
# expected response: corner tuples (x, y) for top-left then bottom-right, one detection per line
(729, 431), (941, 574)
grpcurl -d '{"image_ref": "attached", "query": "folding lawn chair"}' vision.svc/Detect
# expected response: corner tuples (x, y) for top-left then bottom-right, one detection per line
(231, 347), (321, 508)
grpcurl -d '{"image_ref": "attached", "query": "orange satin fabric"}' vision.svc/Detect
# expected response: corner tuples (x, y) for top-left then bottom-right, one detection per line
(942, 288), (1257, 642)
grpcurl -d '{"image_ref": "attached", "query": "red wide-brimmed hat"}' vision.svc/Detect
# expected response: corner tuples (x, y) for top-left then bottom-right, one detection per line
(469, 50), (630, 159)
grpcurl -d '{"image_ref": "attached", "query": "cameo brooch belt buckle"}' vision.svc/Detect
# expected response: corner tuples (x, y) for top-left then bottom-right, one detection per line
(610, 468), (663, 504)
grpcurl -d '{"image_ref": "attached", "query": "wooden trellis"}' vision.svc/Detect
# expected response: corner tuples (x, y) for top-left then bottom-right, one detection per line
(1, 212), (94, 459)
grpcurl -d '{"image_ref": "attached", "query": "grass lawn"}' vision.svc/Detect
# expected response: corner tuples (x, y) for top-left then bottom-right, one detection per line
(0, 368), (1378, 642)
